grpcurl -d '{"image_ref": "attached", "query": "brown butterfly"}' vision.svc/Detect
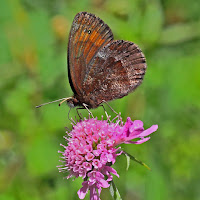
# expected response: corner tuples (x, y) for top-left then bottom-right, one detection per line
(36, 12), (146, 109)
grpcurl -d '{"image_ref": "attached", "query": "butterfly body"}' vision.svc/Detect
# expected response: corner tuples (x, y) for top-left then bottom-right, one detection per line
(67, 12), (147, 109)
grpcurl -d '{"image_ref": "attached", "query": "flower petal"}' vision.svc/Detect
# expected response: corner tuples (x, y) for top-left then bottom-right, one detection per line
(90, 185), (101, 200)
(77, 181), (89, 199)
(139, 125), (158, 137)
(123, 117), (133, 136)
(132, 120), (144, 131)
(126, 137), (151, 144)
(98, 178), (110, 188)
(104, 166), (119, 178)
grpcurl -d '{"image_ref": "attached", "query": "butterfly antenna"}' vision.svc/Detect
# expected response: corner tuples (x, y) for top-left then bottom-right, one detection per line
(58, 98), (71, 106)
(35, 97), (70, 108)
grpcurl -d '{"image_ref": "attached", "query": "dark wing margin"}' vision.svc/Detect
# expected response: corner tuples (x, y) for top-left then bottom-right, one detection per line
(67, 12), (114, 96)
(82, 40), (147, 107)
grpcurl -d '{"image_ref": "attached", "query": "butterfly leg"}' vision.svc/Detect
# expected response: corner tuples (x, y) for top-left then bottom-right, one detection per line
(82, 103), (94, 118)
(76, 107), (84, 119)
(99, 104), (109, 119)
(101, 100), (118, 115)
(67, 107), (78, 124)
(111, 112), (122, 124)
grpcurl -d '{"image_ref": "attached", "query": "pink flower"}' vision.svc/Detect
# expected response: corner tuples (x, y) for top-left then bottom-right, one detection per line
(115, 117), (158, 145)
(58, 116), (158, 200)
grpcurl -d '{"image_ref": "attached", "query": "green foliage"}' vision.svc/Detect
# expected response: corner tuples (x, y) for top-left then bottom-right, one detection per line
(1, 0), (200, 200)
(123, 151), (151, 171)
(110, 181), (122, 200)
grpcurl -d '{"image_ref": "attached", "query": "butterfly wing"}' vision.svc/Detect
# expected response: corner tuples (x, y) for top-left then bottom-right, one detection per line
(81, 40), (147, 108)
(67, 12), (114, 96)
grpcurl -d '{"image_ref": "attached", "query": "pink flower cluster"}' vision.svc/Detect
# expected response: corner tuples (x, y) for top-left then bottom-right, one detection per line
(58, 117), (158, 200)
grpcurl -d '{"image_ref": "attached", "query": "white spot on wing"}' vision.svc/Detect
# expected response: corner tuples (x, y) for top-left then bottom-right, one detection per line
(96, 50), (108, 60)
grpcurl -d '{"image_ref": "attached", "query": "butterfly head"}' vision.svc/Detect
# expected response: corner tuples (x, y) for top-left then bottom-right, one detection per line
(66, 97), (80, 108)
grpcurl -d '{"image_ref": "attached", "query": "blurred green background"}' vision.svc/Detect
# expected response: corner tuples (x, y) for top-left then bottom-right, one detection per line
(1, 0), (200, 199)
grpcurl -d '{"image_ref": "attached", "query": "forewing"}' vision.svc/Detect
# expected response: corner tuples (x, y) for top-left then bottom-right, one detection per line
(67, 12), (114, 95)
(82, 40), (147, 106)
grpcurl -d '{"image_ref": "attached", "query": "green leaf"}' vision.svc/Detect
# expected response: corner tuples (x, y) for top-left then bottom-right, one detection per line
(122, 151), (151, 171)
(110, 180), (122, 200)
(125, 153), (130, 171)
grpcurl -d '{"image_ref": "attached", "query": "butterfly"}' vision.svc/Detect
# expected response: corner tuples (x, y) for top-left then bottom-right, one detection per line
(36, 12), (146, 109)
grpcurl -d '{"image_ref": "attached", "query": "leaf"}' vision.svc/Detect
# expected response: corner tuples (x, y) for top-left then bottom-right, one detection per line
(109, 180), (122, 200)
(125, 153), (130, 171)
(122, 151), (151, 171)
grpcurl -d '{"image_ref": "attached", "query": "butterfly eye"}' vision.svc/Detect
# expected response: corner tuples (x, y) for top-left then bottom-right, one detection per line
(88, 30), (91, 34)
